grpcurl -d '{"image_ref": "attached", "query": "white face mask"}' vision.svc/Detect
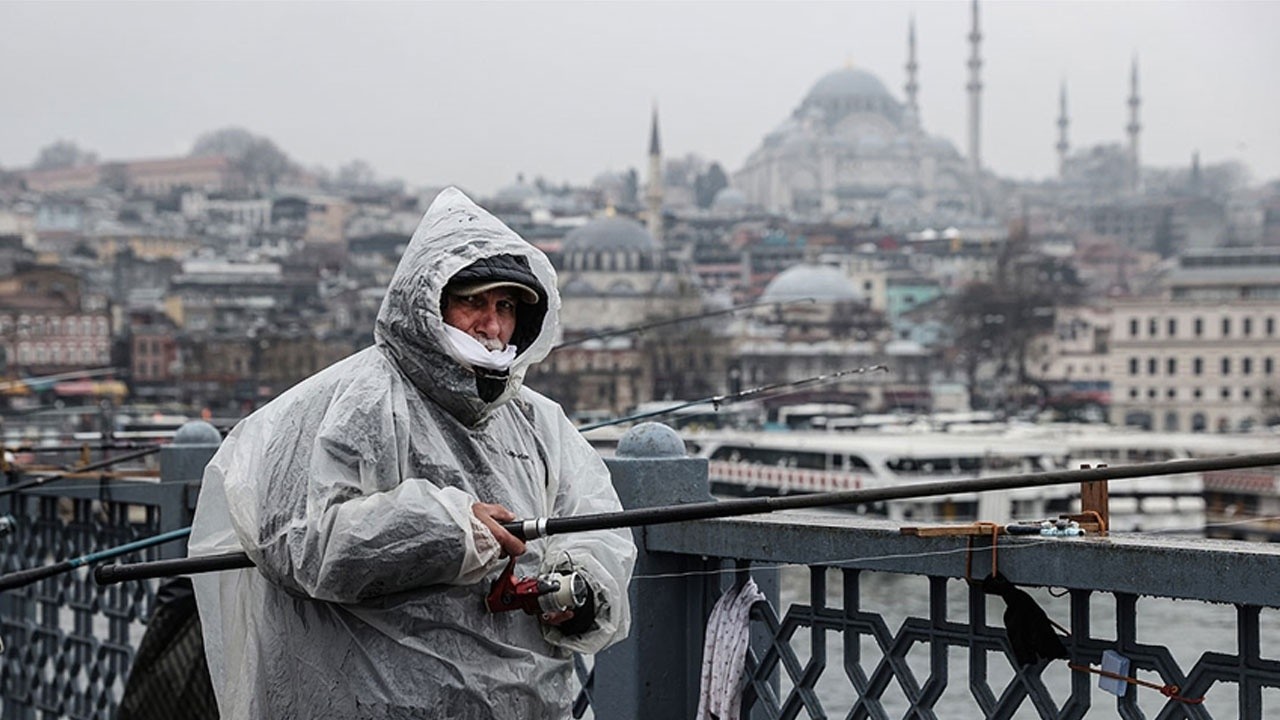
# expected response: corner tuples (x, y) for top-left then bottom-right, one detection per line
(443, 324), (518, 371)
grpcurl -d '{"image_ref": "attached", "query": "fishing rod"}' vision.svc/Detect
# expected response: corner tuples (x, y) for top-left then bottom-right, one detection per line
(552, 298), (816, 350)
(0, 367), (126, 393)
(0, 527), (190, 592)
(2, 441), (161, 454)
(578, 364), (889, 431)
(0, 445), (161, 497)
(92, 450), (1280, 585)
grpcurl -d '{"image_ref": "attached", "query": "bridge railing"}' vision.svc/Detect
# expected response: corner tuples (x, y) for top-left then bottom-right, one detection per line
(0, 422), (219, 720)
(3, 421), (1280, 719)
(594, 423), (1280, 720)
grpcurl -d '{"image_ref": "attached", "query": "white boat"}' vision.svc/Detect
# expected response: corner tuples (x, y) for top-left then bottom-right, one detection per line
(682, 430), (1070, 524)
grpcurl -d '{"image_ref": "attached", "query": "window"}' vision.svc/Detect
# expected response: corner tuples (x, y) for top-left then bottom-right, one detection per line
(1129, 388), (1139, 399)
(1194, 357), (1203, 375)
(1129, 358), (1139, 375)
(1147, 358), (1157, 374)
(1268, 317), (1275, 336)
(1243, 388), (1253, 400)
(1129, 319), (1139, 337)
(1194, 317), (1204, 337)
(1222, 317), (1232, 336)
(1266, 357), (1275, 374)
(1166, 388), (1176, 399)
(1243, 357), (1253, 375)
(1244, 317), (1253, 336)
(1221, 357), (1231, 375)
(1168, 318), (1177, 336)
(1221, 387), (1231, 400)
(1193, 388), (1203, 399)
(1147, 388), (1157, 399)
(1166, 358), (1176, 375)
(1149, 318), (1158, 337)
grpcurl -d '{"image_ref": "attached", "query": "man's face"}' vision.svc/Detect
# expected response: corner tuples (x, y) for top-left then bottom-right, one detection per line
(443, 288), (519, 350)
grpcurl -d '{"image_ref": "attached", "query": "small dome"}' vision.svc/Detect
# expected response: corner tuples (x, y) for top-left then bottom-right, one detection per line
(806, 67), (894, 102)
(760, 264), (862, 303)
(711, 187), (748, 212)
(563, 216), (657, 254)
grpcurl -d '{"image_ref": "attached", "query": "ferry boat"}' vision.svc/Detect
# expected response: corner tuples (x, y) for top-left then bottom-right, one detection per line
(681, 430), (1071, 524)
(585, 421), (1279, 533)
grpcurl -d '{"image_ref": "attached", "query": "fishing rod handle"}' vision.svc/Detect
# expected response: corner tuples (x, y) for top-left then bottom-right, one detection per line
(0, 560), (74, 592)
(94, 551), (254, 585)
(504, 519), (544, 541)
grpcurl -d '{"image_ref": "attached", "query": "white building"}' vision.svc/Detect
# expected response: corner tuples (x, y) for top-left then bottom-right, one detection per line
(1106, 250), (1280, 432)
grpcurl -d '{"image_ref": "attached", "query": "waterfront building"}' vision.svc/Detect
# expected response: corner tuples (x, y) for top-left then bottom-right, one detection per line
(1106, 249), (1280, 432)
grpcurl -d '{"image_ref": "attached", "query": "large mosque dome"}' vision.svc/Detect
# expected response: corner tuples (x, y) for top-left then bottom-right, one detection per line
(760, 264), (863, 303)
(805, 67), (894, 102)
(735, 60), (980, 223)
(562, 217), (657, 254)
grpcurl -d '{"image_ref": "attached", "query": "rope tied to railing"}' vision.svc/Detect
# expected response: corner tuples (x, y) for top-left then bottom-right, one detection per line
(1068, 663), (1205, 704)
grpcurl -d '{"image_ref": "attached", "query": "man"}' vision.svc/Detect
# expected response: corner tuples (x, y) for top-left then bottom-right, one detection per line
(188, 187), (636, 719)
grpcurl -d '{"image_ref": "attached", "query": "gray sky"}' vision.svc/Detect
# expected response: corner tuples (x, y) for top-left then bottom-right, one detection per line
(3, 1), (1277, 196)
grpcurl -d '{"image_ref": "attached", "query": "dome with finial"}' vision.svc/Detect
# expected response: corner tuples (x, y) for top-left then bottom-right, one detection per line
(760, 264), (863, 303)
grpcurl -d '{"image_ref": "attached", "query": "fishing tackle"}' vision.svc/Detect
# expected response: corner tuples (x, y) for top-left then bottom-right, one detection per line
(580, 363), (889, 431)
(484, 556), (589, 615)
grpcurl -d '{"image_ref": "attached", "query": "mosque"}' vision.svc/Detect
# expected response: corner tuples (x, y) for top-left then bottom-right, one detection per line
(734, 13), (987, 226)
(734, 2), (1146, 226)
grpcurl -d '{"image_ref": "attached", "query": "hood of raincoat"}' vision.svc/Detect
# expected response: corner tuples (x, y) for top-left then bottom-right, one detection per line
(375, 187), (560, 426)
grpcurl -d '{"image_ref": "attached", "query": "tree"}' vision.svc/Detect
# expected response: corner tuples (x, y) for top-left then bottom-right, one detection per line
(191, 127), (294, 191)
(334, 159), (377, 189)
(32, 140), (98, 170)
(946, 219), (1084, 411)
(623, 168), (639, 205)
(694, 162), (729, 209)
(190, 127), (257, 158)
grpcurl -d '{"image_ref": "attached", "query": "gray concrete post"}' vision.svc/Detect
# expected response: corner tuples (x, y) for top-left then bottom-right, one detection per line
(157, 420), (222, 559)
(592, 422), (714, 719)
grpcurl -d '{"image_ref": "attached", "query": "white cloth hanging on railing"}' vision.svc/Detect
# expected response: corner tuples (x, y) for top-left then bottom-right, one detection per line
(696, 578), (766, 720)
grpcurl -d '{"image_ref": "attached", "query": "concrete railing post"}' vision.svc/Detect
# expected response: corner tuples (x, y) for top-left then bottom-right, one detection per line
(157, 420), (222, 560)
(592, 423), (714, 719)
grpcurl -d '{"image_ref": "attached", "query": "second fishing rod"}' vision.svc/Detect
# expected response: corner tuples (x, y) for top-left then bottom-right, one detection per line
(93, 450), (1280, 585)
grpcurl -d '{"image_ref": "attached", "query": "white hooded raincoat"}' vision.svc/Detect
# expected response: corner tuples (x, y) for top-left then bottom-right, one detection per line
(189, 188), (636, 719)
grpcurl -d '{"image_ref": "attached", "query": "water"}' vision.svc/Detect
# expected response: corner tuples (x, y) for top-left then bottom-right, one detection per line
(772, 566), (1280, 718)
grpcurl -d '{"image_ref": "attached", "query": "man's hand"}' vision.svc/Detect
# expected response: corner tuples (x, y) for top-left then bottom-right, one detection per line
(472, 502), (526, 558)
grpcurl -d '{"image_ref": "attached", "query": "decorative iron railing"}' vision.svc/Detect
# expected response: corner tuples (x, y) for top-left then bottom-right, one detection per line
(2, 421), (1279, 719)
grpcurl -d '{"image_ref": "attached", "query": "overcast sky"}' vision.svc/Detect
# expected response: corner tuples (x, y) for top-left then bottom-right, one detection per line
(2, 1), (1277, 196)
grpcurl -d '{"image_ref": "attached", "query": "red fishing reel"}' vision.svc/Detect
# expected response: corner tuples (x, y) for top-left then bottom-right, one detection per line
(485, 556), (588, 615)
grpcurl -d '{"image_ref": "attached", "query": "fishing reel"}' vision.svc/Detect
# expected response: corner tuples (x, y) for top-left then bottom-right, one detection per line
(485, 556), (589, 616)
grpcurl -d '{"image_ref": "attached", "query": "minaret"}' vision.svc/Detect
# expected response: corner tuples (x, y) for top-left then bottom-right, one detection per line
(1056, 80), (1070, 179)
(904, 16), (921, 133)
(1126, 56), (1142, 193)
(645, 103), (664, 246)
(966, 0), (983, 179)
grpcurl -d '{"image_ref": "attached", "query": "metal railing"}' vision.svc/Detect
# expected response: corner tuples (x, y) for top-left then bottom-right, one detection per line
(0, 425), (218, 720)
(2, 420), (1280, 719)
(596, 423), (1280, 720)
